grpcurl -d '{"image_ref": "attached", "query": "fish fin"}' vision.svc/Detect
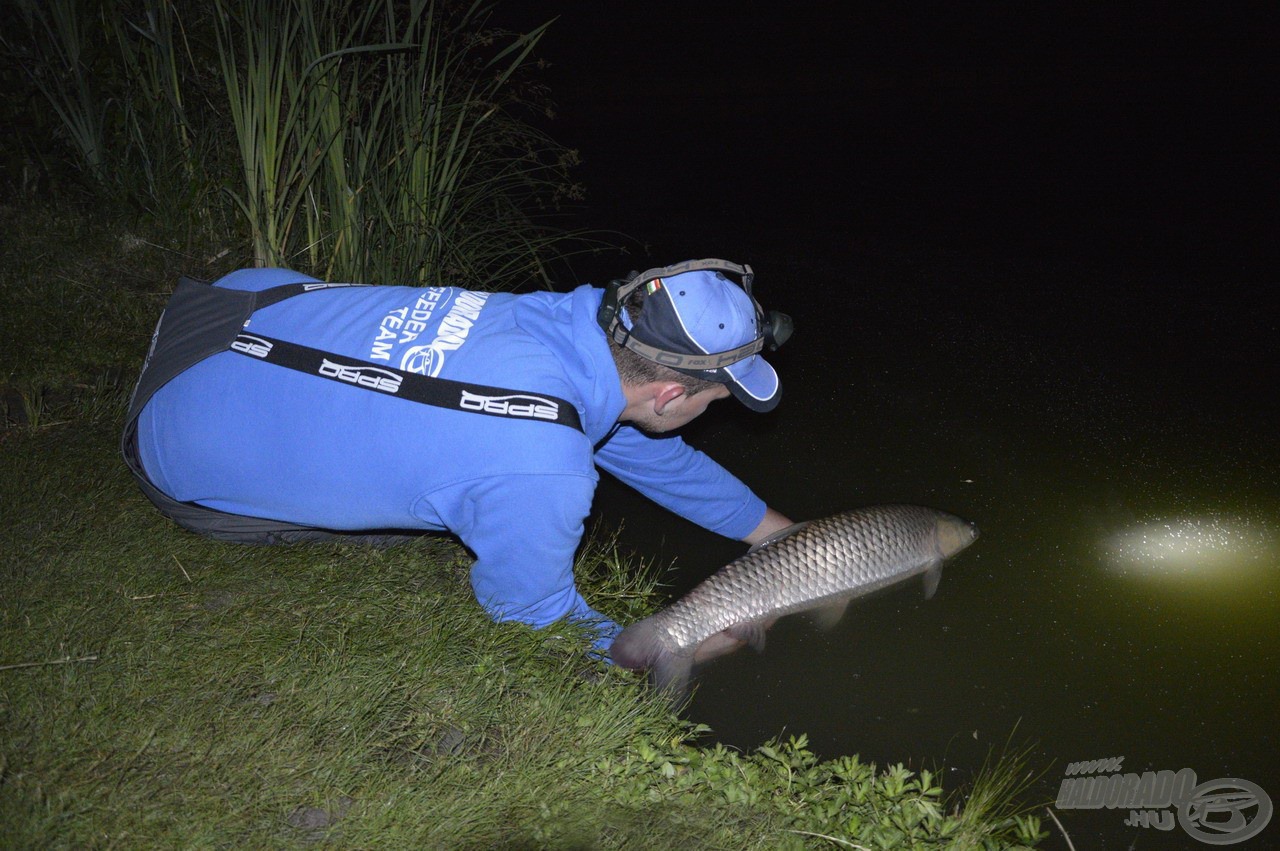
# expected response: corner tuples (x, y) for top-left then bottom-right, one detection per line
(922, 560), (944, 600)
(692, 631), (748, 664)
(748, 520), (811, 553)
(726, 621), (768, 653)
(650, 652), (696, 703)
(810, 599), (852, 630)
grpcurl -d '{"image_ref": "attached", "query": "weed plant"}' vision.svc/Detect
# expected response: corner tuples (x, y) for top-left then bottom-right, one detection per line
(3, 0), (584, 288)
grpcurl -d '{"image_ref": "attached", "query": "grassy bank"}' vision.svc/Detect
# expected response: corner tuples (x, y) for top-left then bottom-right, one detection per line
(0, 201), (1045, 848)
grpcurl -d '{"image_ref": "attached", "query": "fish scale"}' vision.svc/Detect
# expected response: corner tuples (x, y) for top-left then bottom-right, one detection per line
(611, 504), (980, 696)
(657, 506), (943, 650)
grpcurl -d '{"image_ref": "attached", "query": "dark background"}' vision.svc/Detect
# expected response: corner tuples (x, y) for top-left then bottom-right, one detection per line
(514, 1), (1275, 379)
(500, 4), (1277, 848)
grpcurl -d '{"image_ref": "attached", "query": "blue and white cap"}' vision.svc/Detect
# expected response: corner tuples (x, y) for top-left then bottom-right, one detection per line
(621, 269), (782, 412)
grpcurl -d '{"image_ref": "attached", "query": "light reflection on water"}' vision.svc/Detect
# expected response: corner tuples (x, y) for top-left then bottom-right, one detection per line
(1100, 513), (1278, 580)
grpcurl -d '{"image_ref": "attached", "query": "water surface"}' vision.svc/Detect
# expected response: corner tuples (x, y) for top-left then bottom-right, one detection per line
(584, 219), (1278, 847)
(528, 6), (1277, 844)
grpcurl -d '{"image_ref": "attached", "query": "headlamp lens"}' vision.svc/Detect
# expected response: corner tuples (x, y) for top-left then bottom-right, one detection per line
(766, 311), (794, 351)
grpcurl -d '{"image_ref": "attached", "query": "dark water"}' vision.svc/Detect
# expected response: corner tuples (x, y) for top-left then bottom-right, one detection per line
(584, 234), (1279, 848)
(513, 4), (1278, 846)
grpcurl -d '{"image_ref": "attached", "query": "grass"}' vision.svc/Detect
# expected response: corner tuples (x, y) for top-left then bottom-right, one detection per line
(0, 399), (667, 847)
(0, 200), (1046, 847)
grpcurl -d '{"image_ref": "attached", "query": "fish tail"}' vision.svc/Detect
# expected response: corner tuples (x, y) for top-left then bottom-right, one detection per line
(611, 615), (695, 699)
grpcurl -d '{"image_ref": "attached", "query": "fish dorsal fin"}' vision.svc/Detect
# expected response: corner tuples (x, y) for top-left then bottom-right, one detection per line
(922, 560), (943, 599)
(748, 520), (811, 553)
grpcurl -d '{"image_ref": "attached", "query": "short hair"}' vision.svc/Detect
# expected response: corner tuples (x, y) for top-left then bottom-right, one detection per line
(607, 285), (724, 396)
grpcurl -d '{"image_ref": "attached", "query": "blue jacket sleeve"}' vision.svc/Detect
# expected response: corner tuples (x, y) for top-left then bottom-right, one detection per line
(419, 473), (620, 652)
(593, 426), (766, 540)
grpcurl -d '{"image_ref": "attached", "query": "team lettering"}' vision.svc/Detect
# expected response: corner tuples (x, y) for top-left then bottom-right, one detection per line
(371, 288), (447, 360)
(431, 291), (488, 352)
(371, 288), (473, 363)
(399, 290), (490, 376)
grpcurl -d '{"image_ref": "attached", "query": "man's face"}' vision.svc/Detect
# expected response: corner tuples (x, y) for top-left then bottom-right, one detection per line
(632, 384), (732, 434)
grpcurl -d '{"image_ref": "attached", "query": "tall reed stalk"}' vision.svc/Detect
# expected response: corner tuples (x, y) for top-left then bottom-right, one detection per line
(213, 0), (313, 267)
(211, 0), (572, 287)
(111, 0), (199, 204)
(7, 0), (579, 289)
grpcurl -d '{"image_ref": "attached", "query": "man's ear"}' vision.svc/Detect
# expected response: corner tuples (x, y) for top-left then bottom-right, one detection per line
(651, 382), (687, 415)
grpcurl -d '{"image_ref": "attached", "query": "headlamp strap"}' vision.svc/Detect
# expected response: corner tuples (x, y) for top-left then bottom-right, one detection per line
(597, 258), (755, 334)
(596, 257), (788, 373)
(607, 321), (766, 372)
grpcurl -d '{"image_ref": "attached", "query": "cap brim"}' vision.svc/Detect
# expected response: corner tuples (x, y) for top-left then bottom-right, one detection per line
(725, 355), (781, 412)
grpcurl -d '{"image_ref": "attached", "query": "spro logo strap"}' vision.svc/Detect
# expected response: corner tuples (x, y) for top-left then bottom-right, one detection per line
(229, 332), (582, 432)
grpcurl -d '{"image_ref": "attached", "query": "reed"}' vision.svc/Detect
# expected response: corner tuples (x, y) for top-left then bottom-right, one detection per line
(3, 0), (113, 186)
(8, 0), (581, 289)
(211, 0), (573, 286)
(110, 0), (198, 202)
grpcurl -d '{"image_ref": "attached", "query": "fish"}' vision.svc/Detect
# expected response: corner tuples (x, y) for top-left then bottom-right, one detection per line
(610, 504), (980, 697)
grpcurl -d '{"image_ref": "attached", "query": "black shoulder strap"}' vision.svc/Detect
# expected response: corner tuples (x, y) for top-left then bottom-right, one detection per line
(234, 284), (583, 431)
(252, 281), (370, 311)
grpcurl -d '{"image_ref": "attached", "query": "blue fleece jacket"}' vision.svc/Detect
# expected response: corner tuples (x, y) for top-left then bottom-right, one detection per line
(136, 268), (767, 649)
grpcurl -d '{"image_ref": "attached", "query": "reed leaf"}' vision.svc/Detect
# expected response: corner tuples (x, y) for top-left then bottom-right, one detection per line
(9, 0), (587, 289)
(3, 0), (113, 185)
(209, 0), (572, 285)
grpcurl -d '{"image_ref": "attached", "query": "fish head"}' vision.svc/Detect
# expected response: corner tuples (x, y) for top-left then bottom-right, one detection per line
(935, 513), (980, 558)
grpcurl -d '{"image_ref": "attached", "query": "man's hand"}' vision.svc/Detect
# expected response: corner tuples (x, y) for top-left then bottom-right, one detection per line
(742, 507), (795, 547)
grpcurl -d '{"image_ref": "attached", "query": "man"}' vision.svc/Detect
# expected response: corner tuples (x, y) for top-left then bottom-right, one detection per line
(122, 259), (793, 654)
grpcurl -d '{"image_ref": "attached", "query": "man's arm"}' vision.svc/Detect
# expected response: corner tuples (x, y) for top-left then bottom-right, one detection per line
(743, 506), (795, 547)
(422, 473), (621, 650)
(594, 426), (768, 539)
